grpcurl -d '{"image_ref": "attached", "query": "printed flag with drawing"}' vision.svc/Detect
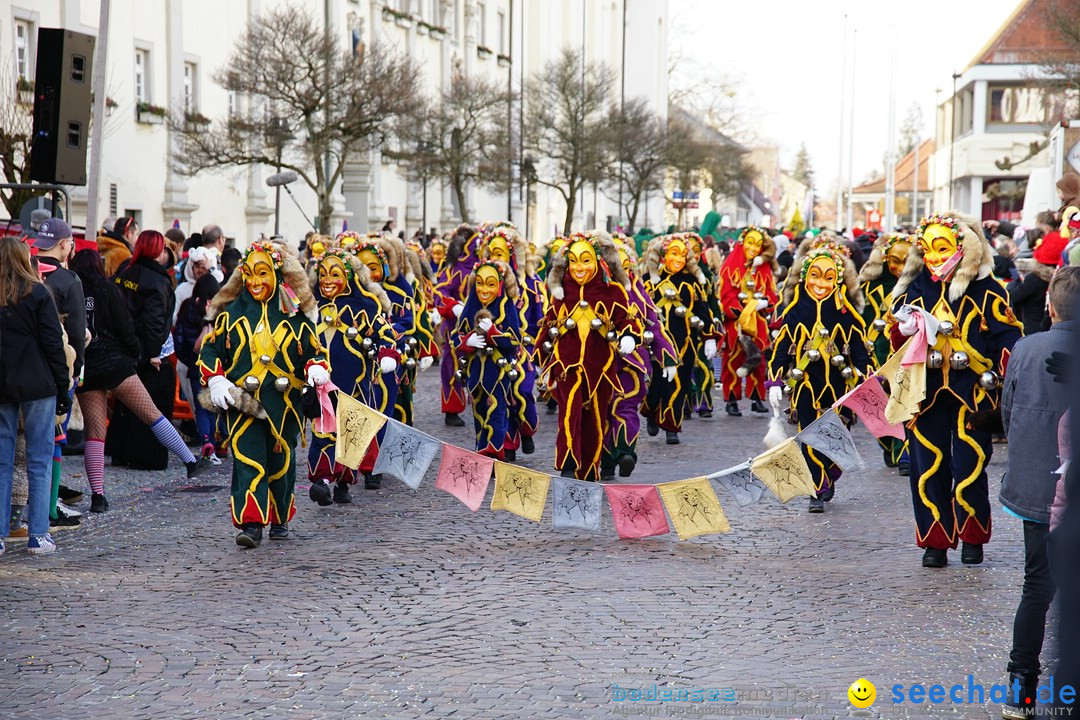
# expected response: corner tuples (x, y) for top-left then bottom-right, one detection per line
(878, 339), (927, 424)
(490, 462), (550, 522)
(604, 484), (670, 539)
(713, 465), (767, 507)
(334, 393), (387, 469)
(835, 375), (905, 440)
(551, 476), (604, 531)
(656, 477), (731, 540)
(751, 438), (817, 503)
(434, 444), (494, 511)
(796, 410), (863, 471)
(371, 419), (442, 490)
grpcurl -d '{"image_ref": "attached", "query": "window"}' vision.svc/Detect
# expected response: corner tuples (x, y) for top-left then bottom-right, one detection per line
(183, 62), (197, 112)
(227, 90), (237, 117)
(134, 48), (149, 103)
(15, 19), (32, 82)
(988, 85), (1049, 125)
(477, 2), (486, 45)
(497, 10), (505, 53)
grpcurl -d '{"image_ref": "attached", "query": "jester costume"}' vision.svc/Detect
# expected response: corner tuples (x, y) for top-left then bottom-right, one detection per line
(890, 214), (1022, 567)
(640, 233), (719, 444)
(688, 234), (725, 417)
(395, 244), (439, 426)
(538, 233), (643, 482)
(858, 233), (914, 472)
(767, 239), (871, 512)
(198, 241), (328, 547)
(452, 261), (523, 459)
(719, 227), (779, 415)
(601, 241), (677, 479)
(434, 225), (481, 425)
(307, 246), (398, 505)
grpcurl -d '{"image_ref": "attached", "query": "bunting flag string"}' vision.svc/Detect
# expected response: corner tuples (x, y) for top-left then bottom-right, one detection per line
(795, 411), (863, 472)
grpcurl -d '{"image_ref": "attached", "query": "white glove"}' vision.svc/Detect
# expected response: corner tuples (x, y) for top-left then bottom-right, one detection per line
(704, 339), (717, 360)
(452, 303), (464, 318)
(752, 256), (764, 268)
(662, 365), (677, 382)
(768, 385), (784, 412)
(419, 356), (433, 371)
(208, 375), (234, 410)
(380, 356), (398, 374)
(306, 364), (330, 386)
(756, 299), (769, 312)
(618, 336), (636, 355)
(428, 309), (441, 326)
(477, 317), (493, 333)
(466, 333), (487, 349)
(897, 314), (918, 336)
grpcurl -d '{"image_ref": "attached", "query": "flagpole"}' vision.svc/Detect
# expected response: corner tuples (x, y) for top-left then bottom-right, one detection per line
(835, 13), (847, 231)
(884, 28), (897, 232)
(846, 28), (857, 232)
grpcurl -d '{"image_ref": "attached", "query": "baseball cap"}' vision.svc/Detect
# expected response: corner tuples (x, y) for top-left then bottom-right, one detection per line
(34, 218), (73, 250)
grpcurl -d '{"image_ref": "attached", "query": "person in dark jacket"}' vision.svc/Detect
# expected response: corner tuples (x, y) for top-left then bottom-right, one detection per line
(998, 266), (1080, 719)
(0, 236), (70, 555)
(1009, 238), (1061, 335)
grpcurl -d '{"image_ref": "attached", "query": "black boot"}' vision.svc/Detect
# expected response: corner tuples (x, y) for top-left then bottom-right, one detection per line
(186, 459), (201, 478)
(808, 497), (825, 513)
(820, 484), (835, 502)
(309, 479), (333, 506)
(546, 398), (557, 415)
(560, 468), (577, 479)
(897, 461), (910, 477)
(725, 401), (742, 417)
(504, 449), (517, 462)
(646, 419), (659, 436)
(444, 412), (465, 427)
(883, 448), (899, 468)
(665, 431), (680, 445)
(750, 399), (769, 414)
(922, 547), (948, 568)
(961, 542), (984, 565)
(269, 523), (289, 540)
(365, 473), (382, 490)
(333, 481), (352, 504)
(617, 455), (636, 478)
(520, 435), (535, 454)
(1002, 672), (1038, 719)
(90, 493), (109, 513)
(235, 523), (263, 548)
(698, 409), (712, 418)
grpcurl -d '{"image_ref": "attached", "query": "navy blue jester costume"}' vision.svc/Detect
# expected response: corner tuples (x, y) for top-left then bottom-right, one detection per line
(451, 261), (523, 459)
(889, 214), (1022, 567)
(767, 240), (872, 512)
(306, 245), (398, 505)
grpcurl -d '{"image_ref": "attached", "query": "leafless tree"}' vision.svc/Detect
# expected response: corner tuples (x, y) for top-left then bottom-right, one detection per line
(170, 5), (422, 233)
(1038, 0), (1080, 119)
(0, 63), (34, 218)
(523, 48), (615, 235)
(607, 98), (668, 233)
(398, 73), (513, 225)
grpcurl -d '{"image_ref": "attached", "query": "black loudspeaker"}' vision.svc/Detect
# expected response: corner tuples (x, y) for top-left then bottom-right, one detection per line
(29, 28), (94, 186)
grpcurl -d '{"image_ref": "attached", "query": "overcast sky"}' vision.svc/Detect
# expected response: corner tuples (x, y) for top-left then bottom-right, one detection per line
(670, 0), (1021, 193)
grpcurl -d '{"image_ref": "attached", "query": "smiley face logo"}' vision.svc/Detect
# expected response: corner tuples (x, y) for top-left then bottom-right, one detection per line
(847, 678), (876, 708)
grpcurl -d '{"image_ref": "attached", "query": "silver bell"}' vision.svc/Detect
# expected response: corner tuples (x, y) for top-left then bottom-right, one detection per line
(790, 367), (805, 381)
(541, 340), (554, 353)
(830, 354), (846, 367)
(455, 369), (466, 380)
(865, 342), (875, 353)
(590, 317), (603, 330)
(578, 299), (589, 308)
(949, 351), (970, 370)
(689, 315), (701, 328)
(926, 349), (944, 369)
(564, 317), (576, 330)
(818, 327), (830, 338)
(405, 358), (417, 370)
(872, 318), (886, 332)
(274, 376), (290, 393)
(483, 345), (495, 356)
(259, 354), (272, 365)
(770, 329), (780, 340)
(840, 367), (854, 380)
(746, 279), (756, 290)
(643, 330), (655, 345)
(361, 337), (373, 350)
(782, 383), (792, 396)
(548, 327), (560, 339)
(322, 314), (334, 324)
(496, 357), (508, 367)
(605, 330), (617, 342)
(737, 292), (748, 302)
(979, 371), (1000, 390)
(522, 335), (533, 345)
(663, 288), (677, 300)
(938, 320), (955, 337)
(408, 337), (418, 347)
(674, 306), (688, 317)
(508, 369), (520, 381)
(753, 292), (765, 301)
(458, 355), (468, 366)
(243, 376), (260, 392)
(344, 327), (359, 340)
(806, 349), (822, 362)
(367, 349), (377, 359)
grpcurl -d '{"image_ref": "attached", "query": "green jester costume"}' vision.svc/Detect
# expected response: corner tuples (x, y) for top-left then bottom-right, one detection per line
(198, 240), (328, 548)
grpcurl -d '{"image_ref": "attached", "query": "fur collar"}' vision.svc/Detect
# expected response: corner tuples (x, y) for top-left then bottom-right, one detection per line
(546, 231), (630, 300)
(891, 214), (993, 304)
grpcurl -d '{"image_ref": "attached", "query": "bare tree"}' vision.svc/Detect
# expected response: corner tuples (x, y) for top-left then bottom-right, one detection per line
(523, 48), (615, 235)
(171, 5), (422, 233)
(897, 102), (923, 158)
(399, 73), (513, 225)
(792, 143), (815, 190)
(1038, 0), (1080, 120)
(0, 63), (34, 218)
(664, 116), (710, 229)
(608, 98), (667, 232)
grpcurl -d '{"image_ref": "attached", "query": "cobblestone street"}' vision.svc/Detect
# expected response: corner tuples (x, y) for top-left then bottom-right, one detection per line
(1, 369), (1046, 719)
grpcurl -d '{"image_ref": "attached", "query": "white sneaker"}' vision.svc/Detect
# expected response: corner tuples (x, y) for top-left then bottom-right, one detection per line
(27, 534), (56, 555)
(56, 501), (82, 518)
(0, 538), (5, 556)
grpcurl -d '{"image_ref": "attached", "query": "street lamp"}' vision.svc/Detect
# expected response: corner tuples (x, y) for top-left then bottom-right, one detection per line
(266, 116), (293, 236)
(522, 155), (537, 242)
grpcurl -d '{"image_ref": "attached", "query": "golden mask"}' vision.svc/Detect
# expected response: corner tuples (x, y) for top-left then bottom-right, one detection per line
(475, 265), (501, 307)
(689, 237), (702, 257)
(243, 250), (277, 303)
(742, 231), (764, 261)
(358, 248), (384, 283)
(567, 240), (598, 285)
(664, 238), (688, 274)
(919, 224), (960, 280)
(318, 255), (349, 300)
(617, 246), (633, 276)
(429, 242), (446, 266)
(885, 240), (912, 278)
(487, 237), (511, 264)
(308, 238), (327, 258)
(804, 255), (839, 302)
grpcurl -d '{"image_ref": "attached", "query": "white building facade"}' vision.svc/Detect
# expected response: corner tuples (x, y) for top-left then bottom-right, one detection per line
(2, 0), (668, 247)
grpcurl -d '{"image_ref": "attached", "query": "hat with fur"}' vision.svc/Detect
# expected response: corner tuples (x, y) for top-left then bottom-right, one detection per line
(796, 242), (864, 313)
(546, 230), (630, 300)
(892, 212), (993, 304)
(857, 233), (913, 284)
(644, 233), (706, 285)
(464, 259), (520, 301)
(307, 246), (392, 314)
(480, 223), (528, 284)
(209, 239), (317, 322)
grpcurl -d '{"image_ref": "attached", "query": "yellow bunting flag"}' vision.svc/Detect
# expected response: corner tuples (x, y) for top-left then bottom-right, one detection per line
(751, 438), (817, 503)
(490, 462), (551, 522)
(879, 339), (927, 425)
(656, 477), (731, 539)
(334, 393), (387, 469)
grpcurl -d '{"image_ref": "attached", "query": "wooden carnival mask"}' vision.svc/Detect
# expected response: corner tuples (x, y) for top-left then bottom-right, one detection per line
(884, 237), (912, 278)
(918, 216), (964, 282)
(486, 236), (511, 264)
(567, 239), (598, 285)
(242, 246), (279, 303)
(617, 246), (634, 276)
(317, 254), (351, 300)
(741, 229), (764, 262)
(803, 253), (841, 302)
(474, 263), (502, 307)
(429, 242), (446, 266)
(663, 237), (688, 274)
(357, 246), (386, 283)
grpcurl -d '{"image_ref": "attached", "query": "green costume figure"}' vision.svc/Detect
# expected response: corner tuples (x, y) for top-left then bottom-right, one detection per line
(198, 240), (328, 548)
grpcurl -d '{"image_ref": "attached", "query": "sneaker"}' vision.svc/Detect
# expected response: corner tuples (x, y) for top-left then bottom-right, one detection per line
(50, 507), (81, 530)
(207, 452), (222, 466)
(58, 485), (84, 504)
(235, 524), (262, 548)
(269, 523), (289, 540)
(808, 497), (825, 513)
(0, 538), (4, 555)
(90, 493), (109, 513)
(364, 473), (382, 490)
(56, 501), (82, 518)
(7, 523), (28, 540)
(186, 460), (201, 478)
(1002, 672), (1037, 719)
(27, 534), (57, 555)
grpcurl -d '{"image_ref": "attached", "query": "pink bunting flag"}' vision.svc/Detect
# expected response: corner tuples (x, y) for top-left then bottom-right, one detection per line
(312, 382), (339, 434)
(434, 444), (494, 512)
(603, 484), (670, 540)
(834, 375), (905, 440)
